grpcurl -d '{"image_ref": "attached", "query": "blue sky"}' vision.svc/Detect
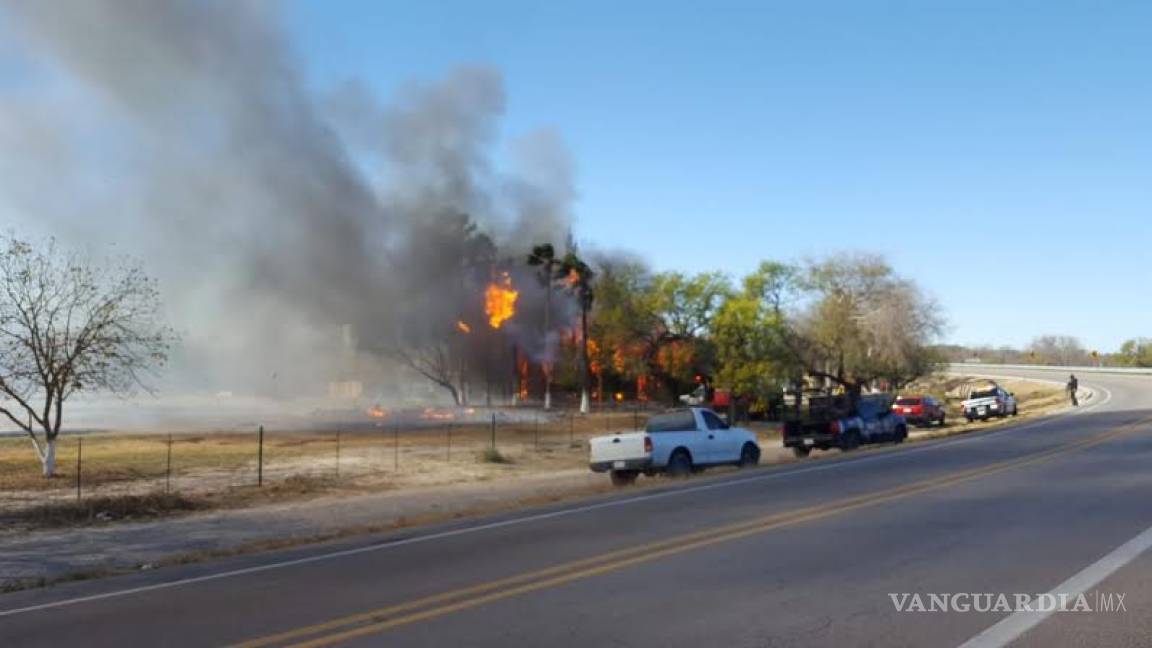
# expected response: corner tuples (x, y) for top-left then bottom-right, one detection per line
(94, 2), (1152, 349)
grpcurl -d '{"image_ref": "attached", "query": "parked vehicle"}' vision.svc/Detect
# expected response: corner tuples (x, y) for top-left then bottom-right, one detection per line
(679, 384), (782, 421)
(588, 407), (761, 486)
(679, 384), (740, 413)
(783, 393), (908, 458)
(892, 395), (946, 427)
(962, 385), (1018, 421)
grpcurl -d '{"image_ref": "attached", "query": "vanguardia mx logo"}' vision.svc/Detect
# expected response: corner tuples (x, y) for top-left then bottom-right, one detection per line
(889, 591), (1128, 613)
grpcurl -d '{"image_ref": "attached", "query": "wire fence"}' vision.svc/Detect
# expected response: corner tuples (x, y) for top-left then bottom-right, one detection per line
(0, 408), (661, 513)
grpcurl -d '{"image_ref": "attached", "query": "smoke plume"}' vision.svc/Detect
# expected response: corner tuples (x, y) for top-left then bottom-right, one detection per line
(0, 0), (577, 397)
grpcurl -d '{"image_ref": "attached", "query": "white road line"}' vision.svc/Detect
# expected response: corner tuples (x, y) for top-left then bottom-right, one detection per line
(0, 383), (1114, 619)
(959, 522), (1152, 648)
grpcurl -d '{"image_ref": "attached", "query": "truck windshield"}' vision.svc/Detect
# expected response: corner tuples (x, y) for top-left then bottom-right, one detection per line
(970, 389), (999, 399)
(645, 411), (696, 433)
(895, 398), (921, 406)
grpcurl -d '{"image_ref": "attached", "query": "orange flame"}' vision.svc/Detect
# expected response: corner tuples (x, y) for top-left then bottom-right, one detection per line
(485, 272), (519, 329)
(588, 337), (603, 375)
(368, 405), (388, 419)
(456, 320), (472, 334)
(517, 351), (529, 400)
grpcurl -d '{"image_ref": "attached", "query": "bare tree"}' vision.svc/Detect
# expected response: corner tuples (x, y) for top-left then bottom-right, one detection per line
(387, 212), (495, 405)
(783, 255), (945, 398)
(0, 237), (175, 476)
(1028, 335), (1087, 366)
(392, 339), (464, 405)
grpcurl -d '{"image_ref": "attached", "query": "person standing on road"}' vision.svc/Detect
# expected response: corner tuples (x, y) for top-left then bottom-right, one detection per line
(1067, 374), (1079, 406)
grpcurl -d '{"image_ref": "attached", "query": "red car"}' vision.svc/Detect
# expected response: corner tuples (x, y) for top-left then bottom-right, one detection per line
(892, 395), (946, 427)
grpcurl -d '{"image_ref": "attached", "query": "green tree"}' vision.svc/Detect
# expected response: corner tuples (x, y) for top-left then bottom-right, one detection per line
(588, 258), (653, 396)
(587, 263), (730, 403)
(641, 271), (730, 402)
(713, 262), (799, 408)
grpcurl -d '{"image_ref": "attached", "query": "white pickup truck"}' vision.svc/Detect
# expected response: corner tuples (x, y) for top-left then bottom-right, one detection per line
(589, 407), (761, 486)
(961, 384), (1018, 421)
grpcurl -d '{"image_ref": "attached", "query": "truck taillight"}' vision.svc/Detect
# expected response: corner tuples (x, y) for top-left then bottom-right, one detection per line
(644, 436), (653, 453)
(829, 420), (841, 435)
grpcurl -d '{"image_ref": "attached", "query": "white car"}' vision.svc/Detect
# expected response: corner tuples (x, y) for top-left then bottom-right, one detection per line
(961, 385), (1018, 421)
(589, 407), (761, 486)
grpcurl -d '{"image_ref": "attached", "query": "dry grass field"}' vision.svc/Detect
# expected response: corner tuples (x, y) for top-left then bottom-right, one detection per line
(0, 375), (1066, 526)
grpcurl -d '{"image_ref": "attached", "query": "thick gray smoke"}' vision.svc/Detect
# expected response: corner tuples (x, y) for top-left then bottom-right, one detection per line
(0, 0), (576, 397)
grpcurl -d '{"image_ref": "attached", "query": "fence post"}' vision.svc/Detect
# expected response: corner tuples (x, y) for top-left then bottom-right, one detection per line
(569, 412), (574, 446)
(165, 432), (173, 495)
(76, 437), (82, 501)
(534, 412), (540, 451)
(446, 423), (452, 462)
(335, 430), (341, 479)
(490, 413), (496, 450)
(393, 420), (399, 471)
(257, 425), (265, 487)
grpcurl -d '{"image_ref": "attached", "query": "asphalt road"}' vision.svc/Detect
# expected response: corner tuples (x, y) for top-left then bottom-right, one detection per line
(1, 367), (1150, 647)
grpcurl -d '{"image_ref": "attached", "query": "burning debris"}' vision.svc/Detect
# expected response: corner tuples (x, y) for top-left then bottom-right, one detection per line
(421, 407), (456, 421)
(516, 350), (530, 402)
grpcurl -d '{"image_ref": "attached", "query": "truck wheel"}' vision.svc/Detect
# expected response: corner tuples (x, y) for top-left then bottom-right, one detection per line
(894, 425), (908, 444)
(738, 443), (760, 468)
(1011, 405), (1019, 416)
(666, 449), (693, 478)
(610, 470), (639, 487)
(938, 414), (946, 427)
(792, 446), (811, 458)
(840, 430), (861, 451)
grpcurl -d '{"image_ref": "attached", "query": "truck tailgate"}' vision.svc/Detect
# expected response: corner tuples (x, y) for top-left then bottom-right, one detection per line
(589, 432), (649, 463)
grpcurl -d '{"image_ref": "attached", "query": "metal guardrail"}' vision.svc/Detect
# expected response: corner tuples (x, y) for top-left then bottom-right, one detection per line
(949, 363), (1152, 376)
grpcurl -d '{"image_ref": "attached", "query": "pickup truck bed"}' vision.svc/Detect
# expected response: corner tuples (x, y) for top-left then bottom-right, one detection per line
(588, 433), (651, 473)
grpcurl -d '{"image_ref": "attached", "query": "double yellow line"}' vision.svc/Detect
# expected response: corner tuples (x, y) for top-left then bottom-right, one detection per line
(235, 418), (1149, 648)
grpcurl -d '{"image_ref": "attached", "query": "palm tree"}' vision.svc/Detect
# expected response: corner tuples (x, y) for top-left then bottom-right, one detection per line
(527, 244), (562, 409)
(560, 252), (595, 414)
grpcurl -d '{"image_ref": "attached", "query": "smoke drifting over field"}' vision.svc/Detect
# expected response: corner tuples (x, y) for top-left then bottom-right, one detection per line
(0, 1), (576, 396)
